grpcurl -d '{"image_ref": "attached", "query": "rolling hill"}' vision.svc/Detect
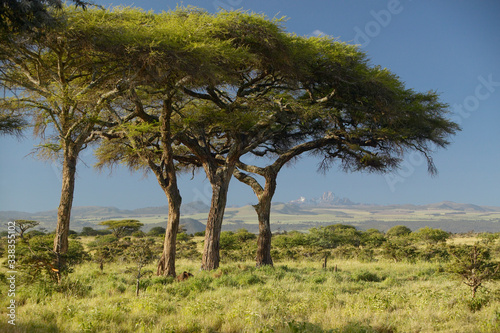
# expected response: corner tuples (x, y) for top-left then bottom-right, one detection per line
(1, 199), (499, 234)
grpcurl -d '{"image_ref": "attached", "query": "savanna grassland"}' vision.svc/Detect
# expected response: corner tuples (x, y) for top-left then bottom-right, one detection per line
(1, 229), (500, 333)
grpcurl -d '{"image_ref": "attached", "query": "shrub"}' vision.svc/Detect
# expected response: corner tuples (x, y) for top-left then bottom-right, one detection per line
(132, 231), (145, 238)
(176, 232), (190, 242)
(412, 227), (450, 244)
(447, 244), (500, 298)
(13, 235), (89, 283)
(309, 224), (362, 249)
(148, 226), (166, 237)
(386, 225), (412, 238)
(361, 228), (386, 248)
(351, 270), (382, 282)
(382, 238), (417, 263)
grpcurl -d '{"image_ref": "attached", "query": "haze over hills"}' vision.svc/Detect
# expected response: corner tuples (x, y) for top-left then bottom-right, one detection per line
(1, 192), (499, 234)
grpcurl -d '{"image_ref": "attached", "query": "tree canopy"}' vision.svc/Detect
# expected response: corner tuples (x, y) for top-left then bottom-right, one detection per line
(2, 5), (459, 275)
(98, 219), (144, 238)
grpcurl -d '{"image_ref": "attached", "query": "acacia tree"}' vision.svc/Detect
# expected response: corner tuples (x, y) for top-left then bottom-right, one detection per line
(0, 8), (126, 258)
(93, 9), (297, 272)
(14, 220), (39, 239)
(175, 12), (301, 271)
(0, 111), (26, 135)
(448, 244), (500, 298)
(98, 219), (143, 238)
(92, 7), (254, 276)
(232, 36), (459, 266)
(0, 0), (89, 33)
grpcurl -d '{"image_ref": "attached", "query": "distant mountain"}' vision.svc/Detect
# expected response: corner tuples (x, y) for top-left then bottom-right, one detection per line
(1, 198), (499, 234)
(179, 218), (206, 234)
(181, 201), (210, 215)
(289, 191), (357, 207)
(132, 206), (169, 215)
(424, 201), (493, 212)
(272, 203), (318, 215)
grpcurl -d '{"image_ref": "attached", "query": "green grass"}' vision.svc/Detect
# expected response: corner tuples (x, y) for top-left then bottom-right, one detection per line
(1, 258), (499, 332)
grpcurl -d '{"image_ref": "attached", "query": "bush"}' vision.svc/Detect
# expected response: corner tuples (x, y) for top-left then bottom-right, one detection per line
(177, 232), (190, 242)
(148, 226), (166, 237)
(386, 225), (412, 238)
(382, 238), (417, 263)
(412, 227), (450, 244)
(80, 227), (111, 236)
(447, 244), (500, 298)
(351, 270), (382, 282)
(417, 244), (450, 262)
(132, 231), (145, 238)
(361, 228), (386, 248)
(13, 235), (89, 283)
(308, 224), (362, 249)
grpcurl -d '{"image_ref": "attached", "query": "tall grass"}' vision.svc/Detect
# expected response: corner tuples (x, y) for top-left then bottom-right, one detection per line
(1, 258), (499, 332)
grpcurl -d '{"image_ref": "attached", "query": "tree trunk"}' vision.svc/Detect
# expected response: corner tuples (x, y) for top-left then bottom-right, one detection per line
(157, 186), (181, 277)
(136, 268), (141, 297)
(156, 99), (182, 277)
(53, 144), (78, 255)
(254, 174), (277, 267)
(201, 167), (233, 271)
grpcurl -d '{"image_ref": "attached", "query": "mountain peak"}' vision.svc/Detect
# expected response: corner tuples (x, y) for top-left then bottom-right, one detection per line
(289, 192), (356, 206)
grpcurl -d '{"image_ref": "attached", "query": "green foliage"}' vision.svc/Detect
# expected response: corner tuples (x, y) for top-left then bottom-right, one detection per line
(99, 219), (144, 238)
(361, 229), (386, 248)
(386, 225), (412, 238)
(219, 229), (257, 262)
(447, 244), (500, 298)
(13, 219), (39, 238)
(132, 230), (145, 238)
(0, 112), (27, 136)
(176, 238), (201, 261)
(176, 232), (190, 242)
(87, 234), (126, 270)
(350, 270), (383, 283)
(25, 229), (47, 237)
(309, 224), (362, 249)
(148, 226), (166, 237)
(479, 232), (500, 245)
(124, 238), (155, 266)
(412, 227), (450, 244)
(80, 227), (111, 236)
(382, 238), (417, 263)
(11, 235), (89, 283)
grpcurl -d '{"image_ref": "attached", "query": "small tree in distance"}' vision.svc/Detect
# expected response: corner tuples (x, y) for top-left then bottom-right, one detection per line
(99, 220), (143, 239)
(125, 238), (155, 296)
(14, 220), (40, 239)
(448, 244), (500, 298)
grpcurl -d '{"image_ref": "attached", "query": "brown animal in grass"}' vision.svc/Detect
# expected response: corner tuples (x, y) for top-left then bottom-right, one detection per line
(176, 271), (193, 282)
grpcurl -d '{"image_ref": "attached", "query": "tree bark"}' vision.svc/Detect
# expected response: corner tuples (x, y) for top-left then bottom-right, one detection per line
(157, 186), (181, 277)
(155, 98), (182, 277)
(53, 143), (78, 255)
(201, 166), (234, 271)
(254, 175), (277, 267)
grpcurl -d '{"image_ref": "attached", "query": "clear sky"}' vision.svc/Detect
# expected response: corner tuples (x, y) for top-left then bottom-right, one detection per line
(1, 0), (500, 212)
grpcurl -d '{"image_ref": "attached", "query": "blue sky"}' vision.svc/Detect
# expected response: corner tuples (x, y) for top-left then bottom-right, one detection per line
(1, 0), (500, 212)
